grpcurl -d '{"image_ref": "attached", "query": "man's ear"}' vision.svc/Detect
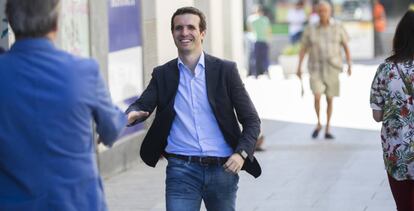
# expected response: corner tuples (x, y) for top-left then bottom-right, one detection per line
(47, 22), (59, 41)
(51, 20), (58, 33)
(201, 30), (206, 43)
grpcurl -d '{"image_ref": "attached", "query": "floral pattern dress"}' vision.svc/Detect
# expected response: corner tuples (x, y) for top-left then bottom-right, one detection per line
(370, 61), (414, 181)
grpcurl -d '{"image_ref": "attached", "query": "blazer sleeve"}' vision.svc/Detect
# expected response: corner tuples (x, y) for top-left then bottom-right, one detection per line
(125, 68), (159, 126)
(91, 62), (127, 146)
(227, 62), (261, 160)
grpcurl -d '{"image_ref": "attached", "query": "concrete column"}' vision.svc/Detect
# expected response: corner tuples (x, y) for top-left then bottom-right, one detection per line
(194, 1), (245, 71)
(193, 0), (210, 54)
(223, 0), (245, 71)
(155, 0), (193, 65)
(89, 0), (109, 82)
(141, 0), (158, 85)
(194, 0), (224, 58)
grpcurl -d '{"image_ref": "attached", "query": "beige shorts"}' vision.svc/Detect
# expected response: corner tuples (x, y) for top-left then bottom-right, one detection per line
(309, 71), (340, 97)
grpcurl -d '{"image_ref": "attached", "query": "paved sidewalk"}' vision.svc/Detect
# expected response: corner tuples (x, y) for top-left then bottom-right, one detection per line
(104, 64), (395, 211)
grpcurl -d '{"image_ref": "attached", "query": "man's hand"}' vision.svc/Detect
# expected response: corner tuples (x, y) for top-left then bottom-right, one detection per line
(296, 68), (302, 79)
(127, 111), (149, 125)
(223, 153), (245, 174)
(347, 65), (352, 76)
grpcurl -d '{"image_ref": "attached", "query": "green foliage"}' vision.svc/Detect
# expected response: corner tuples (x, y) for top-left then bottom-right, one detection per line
(282, 43), (301, 55)
(271, 23), (288, 35)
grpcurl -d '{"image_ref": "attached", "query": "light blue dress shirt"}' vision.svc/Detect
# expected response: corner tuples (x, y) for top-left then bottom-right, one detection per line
(165, 52), (233, 157)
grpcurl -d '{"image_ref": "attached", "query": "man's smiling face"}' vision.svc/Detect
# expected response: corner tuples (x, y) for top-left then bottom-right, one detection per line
(172, 14), (205, 55)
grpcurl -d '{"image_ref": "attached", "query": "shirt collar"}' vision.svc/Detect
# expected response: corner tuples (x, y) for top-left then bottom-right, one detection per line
(316, 18), (336, 27)
(177, 51), (205, 70)
(10, 37), (56, 52)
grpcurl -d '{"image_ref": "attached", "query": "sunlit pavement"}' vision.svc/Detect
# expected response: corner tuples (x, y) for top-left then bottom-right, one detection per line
(104, 63), (395, 211)
(246, 64), (381, 131)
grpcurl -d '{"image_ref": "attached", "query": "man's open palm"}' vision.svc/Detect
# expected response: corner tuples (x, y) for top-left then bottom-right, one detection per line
(127, 111), (149, 125)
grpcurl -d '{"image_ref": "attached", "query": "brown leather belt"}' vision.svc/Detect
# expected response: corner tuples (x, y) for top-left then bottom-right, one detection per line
(165, 153), (228, 165)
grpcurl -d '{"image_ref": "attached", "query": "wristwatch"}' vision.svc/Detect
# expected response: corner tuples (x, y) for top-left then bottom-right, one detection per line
(237, 150), (248, 160)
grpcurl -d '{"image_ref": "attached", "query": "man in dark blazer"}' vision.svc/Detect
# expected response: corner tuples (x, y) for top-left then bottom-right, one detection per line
(126, 6), (261, 211)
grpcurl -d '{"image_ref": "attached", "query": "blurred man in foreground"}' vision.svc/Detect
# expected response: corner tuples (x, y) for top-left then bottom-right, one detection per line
(0, 0), (126, 210)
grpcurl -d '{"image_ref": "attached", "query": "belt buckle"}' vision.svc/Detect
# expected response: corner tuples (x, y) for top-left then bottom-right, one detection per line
(199, 157), (214, 166)
(199, 157), (208, 166)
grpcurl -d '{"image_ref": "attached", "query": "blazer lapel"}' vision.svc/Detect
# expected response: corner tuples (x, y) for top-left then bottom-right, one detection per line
(165, 59), (180, 104)
(205, 54), (219, 110)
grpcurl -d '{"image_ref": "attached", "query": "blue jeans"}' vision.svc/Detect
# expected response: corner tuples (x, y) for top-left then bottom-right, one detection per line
(290, 31), (303, 44)
(248, 41), (269, 77)
(165, 157), (239, 211)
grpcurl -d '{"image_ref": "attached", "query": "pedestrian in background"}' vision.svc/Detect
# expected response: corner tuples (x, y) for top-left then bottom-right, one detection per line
(0, 47), (5, 54)
(370, 10), (414, 211)
(287, 0), (307, 44)
(126, 6), (261, 211)
(296, 1), (352, 139)
(0, 0), (126, 210)
(373, 0), (387, 57)
(247, 4), (272, 78)
(308, 2), (320, 25)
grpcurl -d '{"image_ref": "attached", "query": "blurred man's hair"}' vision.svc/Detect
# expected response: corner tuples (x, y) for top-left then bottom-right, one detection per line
(318, 0), (332, 9)
(171, 7), (207, 33)
(6, 0), (60, 39)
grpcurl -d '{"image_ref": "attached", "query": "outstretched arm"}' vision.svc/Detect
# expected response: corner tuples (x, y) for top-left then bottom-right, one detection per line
(125, 69), (159, 126)
(92, 63), (127, 147)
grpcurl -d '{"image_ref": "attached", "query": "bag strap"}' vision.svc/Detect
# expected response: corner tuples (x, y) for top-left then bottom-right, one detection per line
(394, 62), (414, 98)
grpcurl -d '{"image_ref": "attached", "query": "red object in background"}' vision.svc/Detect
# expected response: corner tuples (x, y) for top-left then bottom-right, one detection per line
(374, 1), (387, 32)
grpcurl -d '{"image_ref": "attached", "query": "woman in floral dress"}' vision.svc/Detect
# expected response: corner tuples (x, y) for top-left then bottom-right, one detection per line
(370, 10), (414, 211)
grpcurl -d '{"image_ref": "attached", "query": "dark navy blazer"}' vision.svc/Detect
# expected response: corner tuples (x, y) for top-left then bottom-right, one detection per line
(127, 54), (262, 178)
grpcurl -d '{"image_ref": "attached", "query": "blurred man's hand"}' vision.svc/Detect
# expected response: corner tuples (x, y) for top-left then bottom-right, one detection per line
(296, 68), (302, 79)
(347, 65), (352, 76)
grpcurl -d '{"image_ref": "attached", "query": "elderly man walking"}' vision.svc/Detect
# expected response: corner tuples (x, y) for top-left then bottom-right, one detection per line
(296, 1), (352, 139)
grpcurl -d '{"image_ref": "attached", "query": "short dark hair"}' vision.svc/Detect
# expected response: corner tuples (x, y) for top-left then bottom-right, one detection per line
(170, 7), (207, 32)
(296, 0), (305, 7)
(255, 4), (265, 13)
(386, 10), (414, 63)
(6, 0), (60, 39)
